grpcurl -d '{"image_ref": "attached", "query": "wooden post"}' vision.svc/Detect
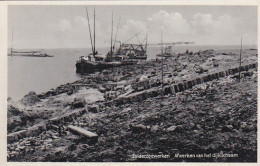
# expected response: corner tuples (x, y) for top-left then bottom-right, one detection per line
(239, 36), (242, 81)
(162, 57), (164, 90)
(161, 29), (164, 92)
(68, 125), (98, 139)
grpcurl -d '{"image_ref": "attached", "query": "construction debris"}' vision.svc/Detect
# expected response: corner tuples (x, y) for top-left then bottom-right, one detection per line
(67, 125), (98, 139)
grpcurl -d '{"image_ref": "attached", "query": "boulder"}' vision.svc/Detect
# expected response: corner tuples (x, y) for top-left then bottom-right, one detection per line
(88, 104), (100, 113)
(7, 97), (12, 102)
(71, 97), (85, 109)
(160, 101), (171, 107)
(167, 125), (183, 132)
(151, 125), (159, 133)
(222, 125), (233, 132)
(20, 91), (41, 106)
(163, 86), (173, 95)
(7, 104), (21, 116)
(166, 126), (177, 132)
(129, 124), (147, 132)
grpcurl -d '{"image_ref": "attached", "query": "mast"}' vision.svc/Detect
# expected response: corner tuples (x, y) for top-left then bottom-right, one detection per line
(161, 29), (163, 54)
(111, 12), (114, 56)
(113, 17), (121, 52)
(239, 36), (242, 81)
(111, 12), (114, 81)
(86, 8), (94, 56)
(11, 27), (14, 56)
(93, 6), (96, 56)
(145, 30), (148, 54)
(161, 28), (164, 91)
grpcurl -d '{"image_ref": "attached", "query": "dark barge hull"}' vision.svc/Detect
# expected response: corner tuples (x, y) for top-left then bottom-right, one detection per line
(76, 61), (136, 74)
(128, 56), (147, 60)
(8, 54), (54, 57)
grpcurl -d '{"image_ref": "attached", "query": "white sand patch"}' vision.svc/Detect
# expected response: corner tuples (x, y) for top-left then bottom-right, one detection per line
(81, 88), (104, 103)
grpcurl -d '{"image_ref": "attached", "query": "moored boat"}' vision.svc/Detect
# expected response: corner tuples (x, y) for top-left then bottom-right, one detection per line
(8, 50), (53, 57)
(76, 8), (147, 74)
(8, 28), (53, 58)
(76, 53), (136, 73)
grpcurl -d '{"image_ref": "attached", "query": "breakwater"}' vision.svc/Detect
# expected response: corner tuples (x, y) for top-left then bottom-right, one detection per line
(7, 62), (257, 144)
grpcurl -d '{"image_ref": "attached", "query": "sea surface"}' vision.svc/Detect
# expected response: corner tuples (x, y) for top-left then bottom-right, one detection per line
(8, 45), (256, 101)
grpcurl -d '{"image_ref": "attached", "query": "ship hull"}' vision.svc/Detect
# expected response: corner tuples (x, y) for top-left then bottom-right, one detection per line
(128, 56), (147, 60)
(76, 61), (136, 74)
(8, 53), (53, 57)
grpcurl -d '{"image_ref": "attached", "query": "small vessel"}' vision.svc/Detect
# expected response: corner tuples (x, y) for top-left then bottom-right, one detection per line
(8, 28), (53, 57)
(156, 45), (177, 58)
(156, 30), (177, 59)
(155, 30), (195, 59)
(76, 8), (127, 73)
(76, 53), (136, 73)
(8, 50), (53, 57)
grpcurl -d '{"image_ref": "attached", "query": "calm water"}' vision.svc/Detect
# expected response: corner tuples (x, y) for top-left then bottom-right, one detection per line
(8, 45), (256, 101)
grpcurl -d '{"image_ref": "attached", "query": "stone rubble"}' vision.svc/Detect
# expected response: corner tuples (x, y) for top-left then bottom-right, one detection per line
(7, 48), (258, 162)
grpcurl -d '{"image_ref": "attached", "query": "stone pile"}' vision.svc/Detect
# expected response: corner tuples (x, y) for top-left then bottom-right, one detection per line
(7, 49), (257, 162)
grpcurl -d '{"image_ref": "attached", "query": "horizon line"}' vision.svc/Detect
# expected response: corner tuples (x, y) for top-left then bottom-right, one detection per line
(7, 44), (258, 50)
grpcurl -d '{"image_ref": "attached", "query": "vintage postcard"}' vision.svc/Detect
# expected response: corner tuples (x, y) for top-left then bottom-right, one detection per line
(0, 0), (259, 164)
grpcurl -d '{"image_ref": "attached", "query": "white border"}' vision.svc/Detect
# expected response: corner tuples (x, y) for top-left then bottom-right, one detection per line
(0, 1), (259, 166)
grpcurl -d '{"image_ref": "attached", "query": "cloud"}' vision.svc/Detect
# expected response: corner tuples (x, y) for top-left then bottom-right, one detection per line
(36, 10), (257, 48)
(189, 13), (241, 45)
(147, 17), (152, 21)
(9, 6), (257, 49)
(49, 16), (107, 48)
(143, 10), (255, 45)
(146, 10), (191, 43)
(191, 13), (214, 34)
(113, 10), (192, 45)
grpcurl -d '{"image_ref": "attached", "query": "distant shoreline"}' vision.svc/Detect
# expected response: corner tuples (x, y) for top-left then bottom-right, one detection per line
(7, 44), (258, 51)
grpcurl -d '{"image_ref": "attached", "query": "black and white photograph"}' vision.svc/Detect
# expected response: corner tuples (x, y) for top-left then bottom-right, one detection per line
(3, 1), (258, 163)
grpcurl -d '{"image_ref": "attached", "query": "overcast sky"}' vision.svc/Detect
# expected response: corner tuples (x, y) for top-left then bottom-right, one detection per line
(8, 5), (257, 49)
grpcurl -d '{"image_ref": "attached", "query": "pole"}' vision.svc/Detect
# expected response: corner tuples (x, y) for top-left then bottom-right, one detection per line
(239, 36), (242, 81)
(161, 29), (164, 92)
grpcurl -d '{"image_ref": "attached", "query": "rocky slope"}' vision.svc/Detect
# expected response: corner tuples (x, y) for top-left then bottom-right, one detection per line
(7, 49), (257, 162)
(8, 69), (257, 162)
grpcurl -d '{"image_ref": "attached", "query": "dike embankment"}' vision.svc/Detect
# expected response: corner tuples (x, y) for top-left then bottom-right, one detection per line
(7, 62), (257, 144)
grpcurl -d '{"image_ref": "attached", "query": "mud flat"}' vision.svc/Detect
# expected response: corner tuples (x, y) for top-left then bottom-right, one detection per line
(7, 48), (257, 162)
